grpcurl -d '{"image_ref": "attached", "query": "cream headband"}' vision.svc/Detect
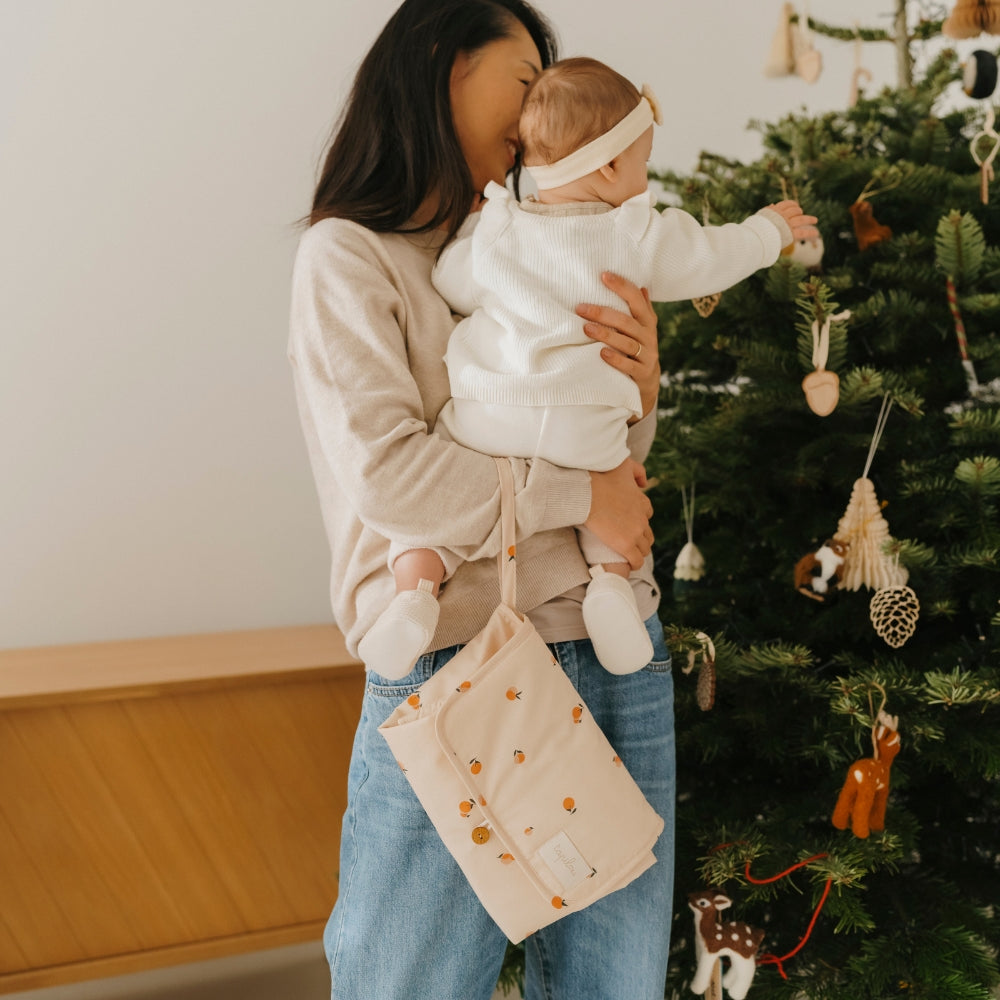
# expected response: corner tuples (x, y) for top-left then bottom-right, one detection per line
(525, 84), (663, 191)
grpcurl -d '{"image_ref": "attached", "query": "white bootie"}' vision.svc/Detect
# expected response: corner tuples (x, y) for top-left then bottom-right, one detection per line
(582, 567), (653, 675)
(358, 579), (440, 680)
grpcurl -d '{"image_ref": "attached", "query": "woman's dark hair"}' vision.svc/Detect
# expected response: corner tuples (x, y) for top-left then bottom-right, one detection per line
(308, 0), (557, 245)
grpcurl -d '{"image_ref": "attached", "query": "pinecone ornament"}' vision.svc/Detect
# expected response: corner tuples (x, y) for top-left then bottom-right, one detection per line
(870, 586), (920, 648)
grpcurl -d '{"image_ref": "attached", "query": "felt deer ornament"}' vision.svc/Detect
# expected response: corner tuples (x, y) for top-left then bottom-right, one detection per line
(832, 710), (901, 839)
(688, 890), (765, 1000)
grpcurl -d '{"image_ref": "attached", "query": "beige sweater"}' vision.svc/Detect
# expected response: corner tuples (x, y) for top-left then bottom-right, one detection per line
(287, 217), (659, 656)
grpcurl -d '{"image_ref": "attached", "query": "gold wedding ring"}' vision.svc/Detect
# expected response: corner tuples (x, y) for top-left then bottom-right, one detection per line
(632, 342), (642, 360)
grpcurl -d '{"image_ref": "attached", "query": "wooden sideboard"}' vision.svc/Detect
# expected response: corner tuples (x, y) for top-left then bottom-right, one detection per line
(0, 626), (364, 994)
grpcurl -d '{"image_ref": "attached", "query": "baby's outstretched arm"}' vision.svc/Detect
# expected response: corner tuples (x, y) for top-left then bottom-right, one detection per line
(764, 200), (819, 244)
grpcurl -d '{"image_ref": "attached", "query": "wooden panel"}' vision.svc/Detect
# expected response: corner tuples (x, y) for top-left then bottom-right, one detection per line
(0, 638), (365, 994)
(0, 625), (358, 708)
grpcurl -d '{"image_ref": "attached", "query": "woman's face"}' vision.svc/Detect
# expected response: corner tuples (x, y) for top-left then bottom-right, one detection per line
(450, 22), (542, 195)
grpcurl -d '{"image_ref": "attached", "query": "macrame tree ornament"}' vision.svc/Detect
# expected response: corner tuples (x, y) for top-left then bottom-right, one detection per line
(835, 398), (921, 646)
(835, 398), (909, 592)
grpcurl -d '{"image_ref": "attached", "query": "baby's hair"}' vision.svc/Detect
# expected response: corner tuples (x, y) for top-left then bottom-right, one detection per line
(519, 57), (641, 167)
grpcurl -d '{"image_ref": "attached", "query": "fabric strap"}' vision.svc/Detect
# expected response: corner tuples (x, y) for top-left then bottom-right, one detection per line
(495, 457), (517, 610)
(524, 96), (654, 191)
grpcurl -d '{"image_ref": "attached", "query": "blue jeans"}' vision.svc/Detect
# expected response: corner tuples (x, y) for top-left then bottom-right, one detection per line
(324, 614), (675, 1000)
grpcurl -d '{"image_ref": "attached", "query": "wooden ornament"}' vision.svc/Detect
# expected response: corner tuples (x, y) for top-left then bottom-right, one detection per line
(692, 293), (721, 317)
(802, 369), (840, 416)
(870, 585), (920, 647)
(835, 477), (909, 592)
(802, 309), (847, 416)
(849, 199), (892, 250)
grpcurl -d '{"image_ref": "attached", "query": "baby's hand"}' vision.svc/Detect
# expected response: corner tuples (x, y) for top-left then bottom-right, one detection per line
(766, 199), (819, 243)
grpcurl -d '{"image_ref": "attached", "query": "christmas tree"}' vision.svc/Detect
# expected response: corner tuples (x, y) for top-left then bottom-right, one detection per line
(644, 7), (1000, 998)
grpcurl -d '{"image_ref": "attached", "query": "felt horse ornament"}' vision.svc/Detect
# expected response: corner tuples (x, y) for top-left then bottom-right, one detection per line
(832, 710), (901, 839)
(688, 889), (765, 1000)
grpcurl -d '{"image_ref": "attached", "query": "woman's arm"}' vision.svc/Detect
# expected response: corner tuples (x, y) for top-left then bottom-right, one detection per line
(289, 222), (592, 562)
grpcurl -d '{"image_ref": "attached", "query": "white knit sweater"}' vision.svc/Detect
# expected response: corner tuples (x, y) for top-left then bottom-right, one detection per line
(434, 182), (790, 416)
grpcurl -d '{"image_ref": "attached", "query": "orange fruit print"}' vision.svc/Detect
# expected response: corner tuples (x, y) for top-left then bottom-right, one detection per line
(563, 797), (576, 813)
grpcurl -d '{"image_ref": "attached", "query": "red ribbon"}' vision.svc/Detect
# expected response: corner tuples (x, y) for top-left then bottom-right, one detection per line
(746, 853), (832, 980)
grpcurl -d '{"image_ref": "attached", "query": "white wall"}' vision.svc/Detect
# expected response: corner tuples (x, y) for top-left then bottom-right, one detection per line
(0, 1), (980, 649)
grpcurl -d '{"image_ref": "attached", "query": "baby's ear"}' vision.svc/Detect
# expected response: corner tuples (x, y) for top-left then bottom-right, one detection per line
(598, 162), (616, 182)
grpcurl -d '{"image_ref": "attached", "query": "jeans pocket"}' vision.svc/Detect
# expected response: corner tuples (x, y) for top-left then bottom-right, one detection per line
(641, 613), (673, 674)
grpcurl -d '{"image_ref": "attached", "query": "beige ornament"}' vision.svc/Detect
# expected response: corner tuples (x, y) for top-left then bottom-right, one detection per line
(793, 3), (823, 84)
(691, 293), (721, 318)
(764, 2), (796, 76)
(870, 585), (920, 648)
(835, 477), (909, 592)
(674, 541), (706, 581)
(675, 484), (705, 581)
(802, 309), (848, 416)
(802, 369), (840, 417)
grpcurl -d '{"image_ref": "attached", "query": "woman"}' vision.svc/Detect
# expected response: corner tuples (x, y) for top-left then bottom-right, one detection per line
(288, 2), (674, 997)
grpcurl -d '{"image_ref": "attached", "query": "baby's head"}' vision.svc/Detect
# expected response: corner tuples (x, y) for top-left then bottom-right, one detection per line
(519, 57), (658, 204)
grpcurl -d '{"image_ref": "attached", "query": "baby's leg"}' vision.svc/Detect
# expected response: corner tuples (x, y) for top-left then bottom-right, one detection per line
(577, 527), (653, 676)
(358, 548), (447, 680)
(391, 548), (446, 595)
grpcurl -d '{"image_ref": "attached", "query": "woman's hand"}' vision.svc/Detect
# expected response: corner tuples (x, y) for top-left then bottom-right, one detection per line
(585, 458), (654, 570)
(577, 272), (660, 419)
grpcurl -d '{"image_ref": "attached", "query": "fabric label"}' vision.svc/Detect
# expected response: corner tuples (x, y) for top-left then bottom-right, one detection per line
(537, 831), (594, 892)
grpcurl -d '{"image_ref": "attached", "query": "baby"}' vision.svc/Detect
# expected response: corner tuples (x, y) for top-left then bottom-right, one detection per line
(359, 57), (818, 679)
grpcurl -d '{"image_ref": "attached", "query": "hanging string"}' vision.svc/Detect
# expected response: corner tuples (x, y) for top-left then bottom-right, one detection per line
(866, 682), (888, 758)
(746, 854), (832, 980)
(861, 394), (893, 480)
(681, 484), (696, 547)
(755, 876), (832, 979)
